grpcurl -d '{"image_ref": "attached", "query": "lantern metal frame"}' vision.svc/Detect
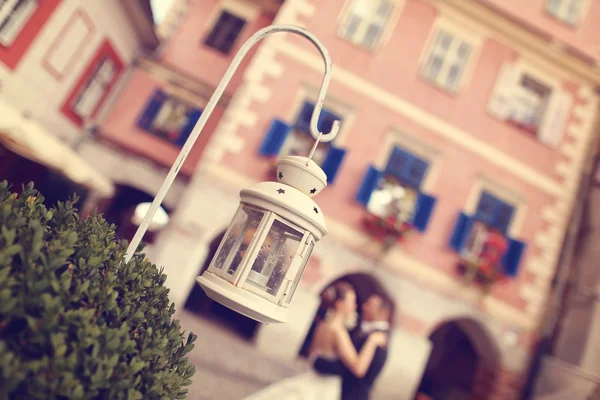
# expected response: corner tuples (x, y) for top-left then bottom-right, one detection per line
(123, 24), (340, 324)
(205, 205), (313, 304)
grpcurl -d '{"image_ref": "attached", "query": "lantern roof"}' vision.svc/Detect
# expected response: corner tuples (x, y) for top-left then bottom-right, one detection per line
(241, 156), (328, 238)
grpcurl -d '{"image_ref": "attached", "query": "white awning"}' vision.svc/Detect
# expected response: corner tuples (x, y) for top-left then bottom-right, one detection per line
(0, 101), (115, 197)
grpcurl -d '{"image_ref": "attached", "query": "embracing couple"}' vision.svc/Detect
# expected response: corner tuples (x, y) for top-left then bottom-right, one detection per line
(245, 281), (392, 400)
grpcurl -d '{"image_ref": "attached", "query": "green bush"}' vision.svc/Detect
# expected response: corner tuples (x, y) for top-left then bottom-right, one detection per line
(0, 182), (196, 399)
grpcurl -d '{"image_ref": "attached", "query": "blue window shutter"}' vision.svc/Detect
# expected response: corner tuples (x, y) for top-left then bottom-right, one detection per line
(384, 146), (411, 181)
(259, 119), (291, 156)
(475, 191), (515, 234)
(384, 146), (429, 188)
(175, 107), (202, 147)
(412, 193), (436, 232)
(321, 146), (347, 184)
(295, 101), (314, 133)
(502, 238), (526, 277)
(356, 165), (383, 206)
(449, 212), (474, 252)
(493, 201), (515, 235)
(474, 191), (498, 226)
(404, 157), (429, 188)
(138, 89), (167, 131)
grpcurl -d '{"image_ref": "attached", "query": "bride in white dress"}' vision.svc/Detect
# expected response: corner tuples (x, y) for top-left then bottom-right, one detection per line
(244, 282), (388, 400)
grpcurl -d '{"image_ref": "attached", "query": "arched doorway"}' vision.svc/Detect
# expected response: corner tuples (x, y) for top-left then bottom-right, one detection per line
(298, 272), (394, 357)
(184, 230), (260, 340)
(416, 318), (500, 400)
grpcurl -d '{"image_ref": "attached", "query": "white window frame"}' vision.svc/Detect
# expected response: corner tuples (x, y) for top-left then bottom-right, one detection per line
(545, 0), (588, 26)
(72, 58), (116, 120)
(419, 19), (481, 94)
(0, 0), (38, 47)
(487, 61), (571, 147)
(464, 176), (527, 238)
(337, 0), (402, 51)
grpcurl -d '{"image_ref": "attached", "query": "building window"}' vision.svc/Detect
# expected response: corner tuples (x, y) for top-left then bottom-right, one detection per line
(0, 0), (38, 47)
(546, 0), (585, 25)
(61, 40), (124, 127)
(338, 0), (396, 50)
(204, 10), (246, 54)
(488, 64), (572, 147)
(421, 27), (474, 93)
(137, 89), (203, 147)
(450, 191), (525, 277)
(356, 145), (437, 233)
(258, 101), (347, 183)
(71, 58), (116, 120)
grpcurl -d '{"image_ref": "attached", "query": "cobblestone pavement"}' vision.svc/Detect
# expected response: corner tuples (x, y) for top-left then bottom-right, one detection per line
(178, 311), (308, 400)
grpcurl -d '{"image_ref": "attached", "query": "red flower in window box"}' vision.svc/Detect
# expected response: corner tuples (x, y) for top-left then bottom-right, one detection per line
(362, 213), (413, 252)
(457, 230), (508, 291)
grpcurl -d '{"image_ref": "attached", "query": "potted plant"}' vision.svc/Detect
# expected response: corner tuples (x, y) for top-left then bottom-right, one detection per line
(0, 181), (196, 399)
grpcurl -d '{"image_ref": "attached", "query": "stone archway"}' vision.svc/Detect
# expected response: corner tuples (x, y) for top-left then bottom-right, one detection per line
(416, 318), (500, 400)
(184, 229), (260, 341)
(298, 272), (393, 357)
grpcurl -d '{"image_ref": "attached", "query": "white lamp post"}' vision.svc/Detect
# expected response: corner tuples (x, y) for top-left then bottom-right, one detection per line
(124, 24), (340, 324)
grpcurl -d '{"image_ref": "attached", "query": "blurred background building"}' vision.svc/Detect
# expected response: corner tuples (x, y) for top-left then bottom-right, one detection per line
(1, 0), (600, 399)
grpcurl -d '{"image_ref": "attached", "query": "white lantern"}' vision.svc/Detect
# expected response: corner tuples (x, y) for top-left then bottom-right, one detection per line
(197, 156), (328, 323)
(122, 24), (340, 325)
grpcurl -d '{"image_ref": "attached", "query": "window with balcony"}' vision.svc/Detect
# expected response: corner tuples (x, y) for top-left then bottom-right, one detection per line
(258, 101), (347, 183)
(421, 27), (474, 93)
(61, 40), (124, 127)
(546, 0), (585, 25)
(204, 10), (246, 54)
(488, 63), (572, 147)
(356, 145), (437, 233)
(450, 190), (525, 278)
(0, 0), (37, 47)
(338, 0), (396, 50)
(138, 89), (203, 147)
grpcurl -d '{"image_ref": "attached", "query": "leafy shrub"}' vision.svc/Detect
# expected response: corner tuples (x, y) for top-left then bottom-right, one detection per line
(0, 182), (196, 399)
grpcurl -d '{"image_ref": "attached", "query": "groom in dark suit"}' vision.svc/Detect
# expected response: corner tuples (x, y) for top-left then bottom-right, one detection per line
(314, 294), (393, 400)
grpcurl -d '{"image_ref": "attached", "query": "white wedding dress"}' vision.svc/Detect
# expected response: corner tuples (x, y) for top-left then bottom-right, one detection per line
(243, 353), (341, 400)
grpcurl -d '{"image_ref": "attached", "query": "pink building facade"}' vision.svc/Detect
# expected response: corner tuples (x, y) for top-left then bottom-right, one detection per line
(103, 0), (600, 398)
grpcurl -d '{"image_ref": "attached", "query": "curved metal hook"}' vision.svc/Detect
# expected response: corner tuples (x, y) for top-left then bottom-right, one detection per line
(124, 24), (339, 263)
(233, 24), (340, 143)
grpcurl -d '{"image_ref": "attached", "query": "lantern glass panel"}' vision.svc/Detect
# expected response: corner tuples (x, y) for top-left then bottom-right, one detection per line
(212, 205), (265, 276)
(283, 240), (314, 305)
(245, 219), (303, 297)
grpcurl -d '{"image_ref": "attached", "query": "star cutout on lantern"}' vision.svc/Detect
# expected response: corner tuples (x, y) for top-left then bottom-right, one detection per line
(277, 188), (286, 194)
(278, 172), (283, 179)
(313, 207), (319, 214)
(310, 188), (317, 194)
